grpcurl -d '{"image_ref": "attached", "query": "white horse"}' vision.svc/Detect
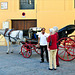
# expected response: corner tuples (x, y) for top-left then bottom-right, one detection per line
(0, 29), (25, 54)
(0, 27), (42, 54)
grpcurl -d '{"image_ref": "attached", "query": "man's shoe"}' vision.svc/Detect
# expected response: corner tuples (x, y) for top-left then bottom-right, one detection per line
(40, 61), (44, 63)
(48, 68), (53, 70)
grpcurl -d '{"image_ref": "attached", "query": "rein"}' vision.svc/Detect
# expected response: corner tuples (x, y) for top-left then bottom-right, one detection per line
(4, 28), (9, 36)
(5, 30), (20, 42)
(0, 29), (21, 42)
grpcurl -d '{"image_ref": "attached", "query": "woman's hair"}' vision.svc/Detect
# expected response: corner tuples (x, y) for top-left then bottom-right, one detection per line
(49, 28), (55, 35)
(53, 26), (58, 32)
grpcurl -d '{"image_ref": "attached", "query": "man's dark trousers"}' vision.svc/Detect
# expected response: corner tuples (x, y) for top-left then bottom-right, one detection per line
(40, 45), (48, 62)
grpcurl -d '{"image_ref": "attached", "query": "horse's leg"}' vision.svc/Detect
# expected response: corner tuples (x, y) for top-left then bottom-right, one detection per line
(18, 31), (24, 54)
(10, 42), (14, 53)
(19, 37), (26, 54)
(19, 42), (22, 54)
(6, 38), (10, 54)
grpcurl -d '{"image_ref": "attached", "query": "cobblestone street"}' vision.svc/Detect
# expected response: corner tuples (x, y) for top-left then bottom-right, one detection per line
(0, 45), (75, 75)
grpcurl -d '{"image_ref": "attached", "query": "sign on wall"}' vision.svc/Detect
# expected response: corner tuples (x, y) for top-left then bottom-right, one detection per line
(1, 2), (8, 9)
(3, 21), (9, 29)
(22, 12), (26, 18)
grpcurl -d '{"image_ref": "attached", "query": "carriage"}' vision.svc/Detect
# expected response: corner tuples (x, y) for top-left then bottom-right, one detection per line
(21, 27), (41, 58)
(20, 25), (75, 61)
(57, 25), (75, 61)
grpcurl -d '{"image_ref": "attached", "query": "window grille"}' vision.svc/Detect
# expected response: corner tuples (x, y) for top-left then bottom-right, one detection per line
(20, 0), (34, 9)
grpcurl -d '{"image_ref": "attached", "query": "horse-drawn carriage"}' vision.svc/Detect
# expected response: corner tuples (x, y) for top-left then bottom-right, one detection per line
(21, 27), (41, 58)
(57, 25), (75, 61)
(1, 25), (74, 60)
(21, 25), (75, 61)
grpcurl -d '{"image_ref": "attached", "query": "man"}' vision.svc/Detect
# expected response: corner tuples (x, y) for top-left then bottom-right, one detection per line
(38, 28), (49, 63)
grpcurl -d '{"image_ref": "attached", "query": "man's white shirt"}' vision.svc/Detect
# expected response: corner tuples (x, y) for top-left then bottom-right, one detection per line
(38, 32), (49, 46)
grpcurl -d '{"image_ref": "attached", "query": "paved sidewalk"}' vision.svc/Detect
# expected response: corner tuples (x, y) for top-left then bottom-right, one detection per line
(0, 45), (75, 75)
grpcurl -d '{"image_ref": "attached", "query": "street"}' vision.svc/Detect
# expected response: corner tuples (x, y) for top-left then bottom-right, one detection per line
(0, 45), (75, 75)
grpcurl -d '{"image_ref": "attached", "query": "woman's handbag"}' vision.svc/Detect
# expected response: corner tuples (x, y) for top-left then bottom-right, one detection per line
(49, 36), (52, 46)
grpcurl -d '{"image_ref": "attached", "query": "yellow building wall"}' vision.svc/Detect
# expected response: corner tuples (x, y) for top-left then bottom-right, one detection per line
(0, 0), (75, 46)
(37, 0), (75, 33)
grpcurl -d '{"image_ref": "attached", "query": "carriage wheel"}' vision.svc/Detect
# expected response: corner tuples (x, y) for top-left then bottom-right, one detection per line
(68, 35), (75, 56)
(21, 44), (32, 58)
(57, 37), (75, 61)
(34, 45), (41, 55)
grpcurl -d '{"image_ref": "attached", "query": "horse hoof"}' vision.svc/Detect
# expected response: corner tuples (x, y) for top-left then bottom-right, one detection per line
(6, 52), (9, 54)
(19, 52), (22, 55)
(11, 52), (13, 53)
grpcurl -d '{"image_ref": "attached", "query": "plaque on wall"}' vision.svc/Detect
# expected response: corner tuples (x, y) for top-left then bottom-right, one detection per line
(1, 2), (8, 9)
(3, 21), (9, 29)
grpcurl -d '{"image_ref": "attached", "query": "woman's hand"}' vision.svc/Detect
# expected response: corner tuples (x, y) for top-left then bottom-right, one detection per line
(47, 42), (50, 50)
(47, 48), (50, 51)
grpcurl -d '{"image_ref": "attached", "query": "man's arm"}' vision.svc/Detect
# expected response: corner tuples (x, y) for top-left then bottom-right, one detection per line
(46, 37), (48, 41)
(37, 37), (40, 47)
(38, 37), (40, 44)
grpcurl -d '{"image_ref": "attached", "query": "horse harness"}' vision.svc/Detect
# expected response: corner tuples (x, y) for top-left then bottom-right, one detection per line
(4, 29), (20, 41)
(4, 28), (9, 36)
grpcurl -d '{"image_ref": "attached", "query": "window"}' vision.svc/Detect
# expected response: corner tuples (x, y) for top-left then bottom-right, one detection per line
(20, 0), (34, 9)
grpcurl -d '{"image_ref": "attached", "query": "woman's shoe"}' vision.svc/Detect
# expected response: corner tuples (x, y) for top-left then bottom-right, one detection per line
(48, 68), (53, 70)
(54, 68), (57, 70)
(57, 65), (60, 67)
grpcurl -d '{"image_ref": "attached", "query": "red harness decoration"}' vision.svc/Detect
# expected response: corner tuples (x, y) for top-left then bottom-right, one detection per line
(4, 29), (14, 36)
(8, 29), (14, 36)
(4, 28), (9, 36)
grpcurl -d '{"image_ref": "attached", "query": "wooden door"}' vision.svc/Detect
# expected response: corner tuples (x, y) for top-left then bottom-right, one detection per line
(26, 20), (37, 29)
(12, 19), (37, 30)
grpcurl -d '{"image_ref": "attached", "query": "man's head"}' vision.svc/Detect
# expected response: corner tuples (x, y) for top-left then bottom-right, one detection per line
(41, 28), (46, 34)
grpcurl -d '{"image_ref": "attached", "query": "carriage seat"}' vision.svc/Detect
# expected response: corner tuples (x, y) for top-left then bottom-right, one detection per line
(20, 39), (38, 44)
(26, 40), (38, 44)
(23, 36), (32, 40)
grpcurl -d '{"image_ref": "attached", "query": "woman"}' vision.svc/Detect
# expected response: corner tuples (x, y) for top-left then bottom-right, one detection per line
(53, 26), (60, 67)
(47, 28), (57, 70)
